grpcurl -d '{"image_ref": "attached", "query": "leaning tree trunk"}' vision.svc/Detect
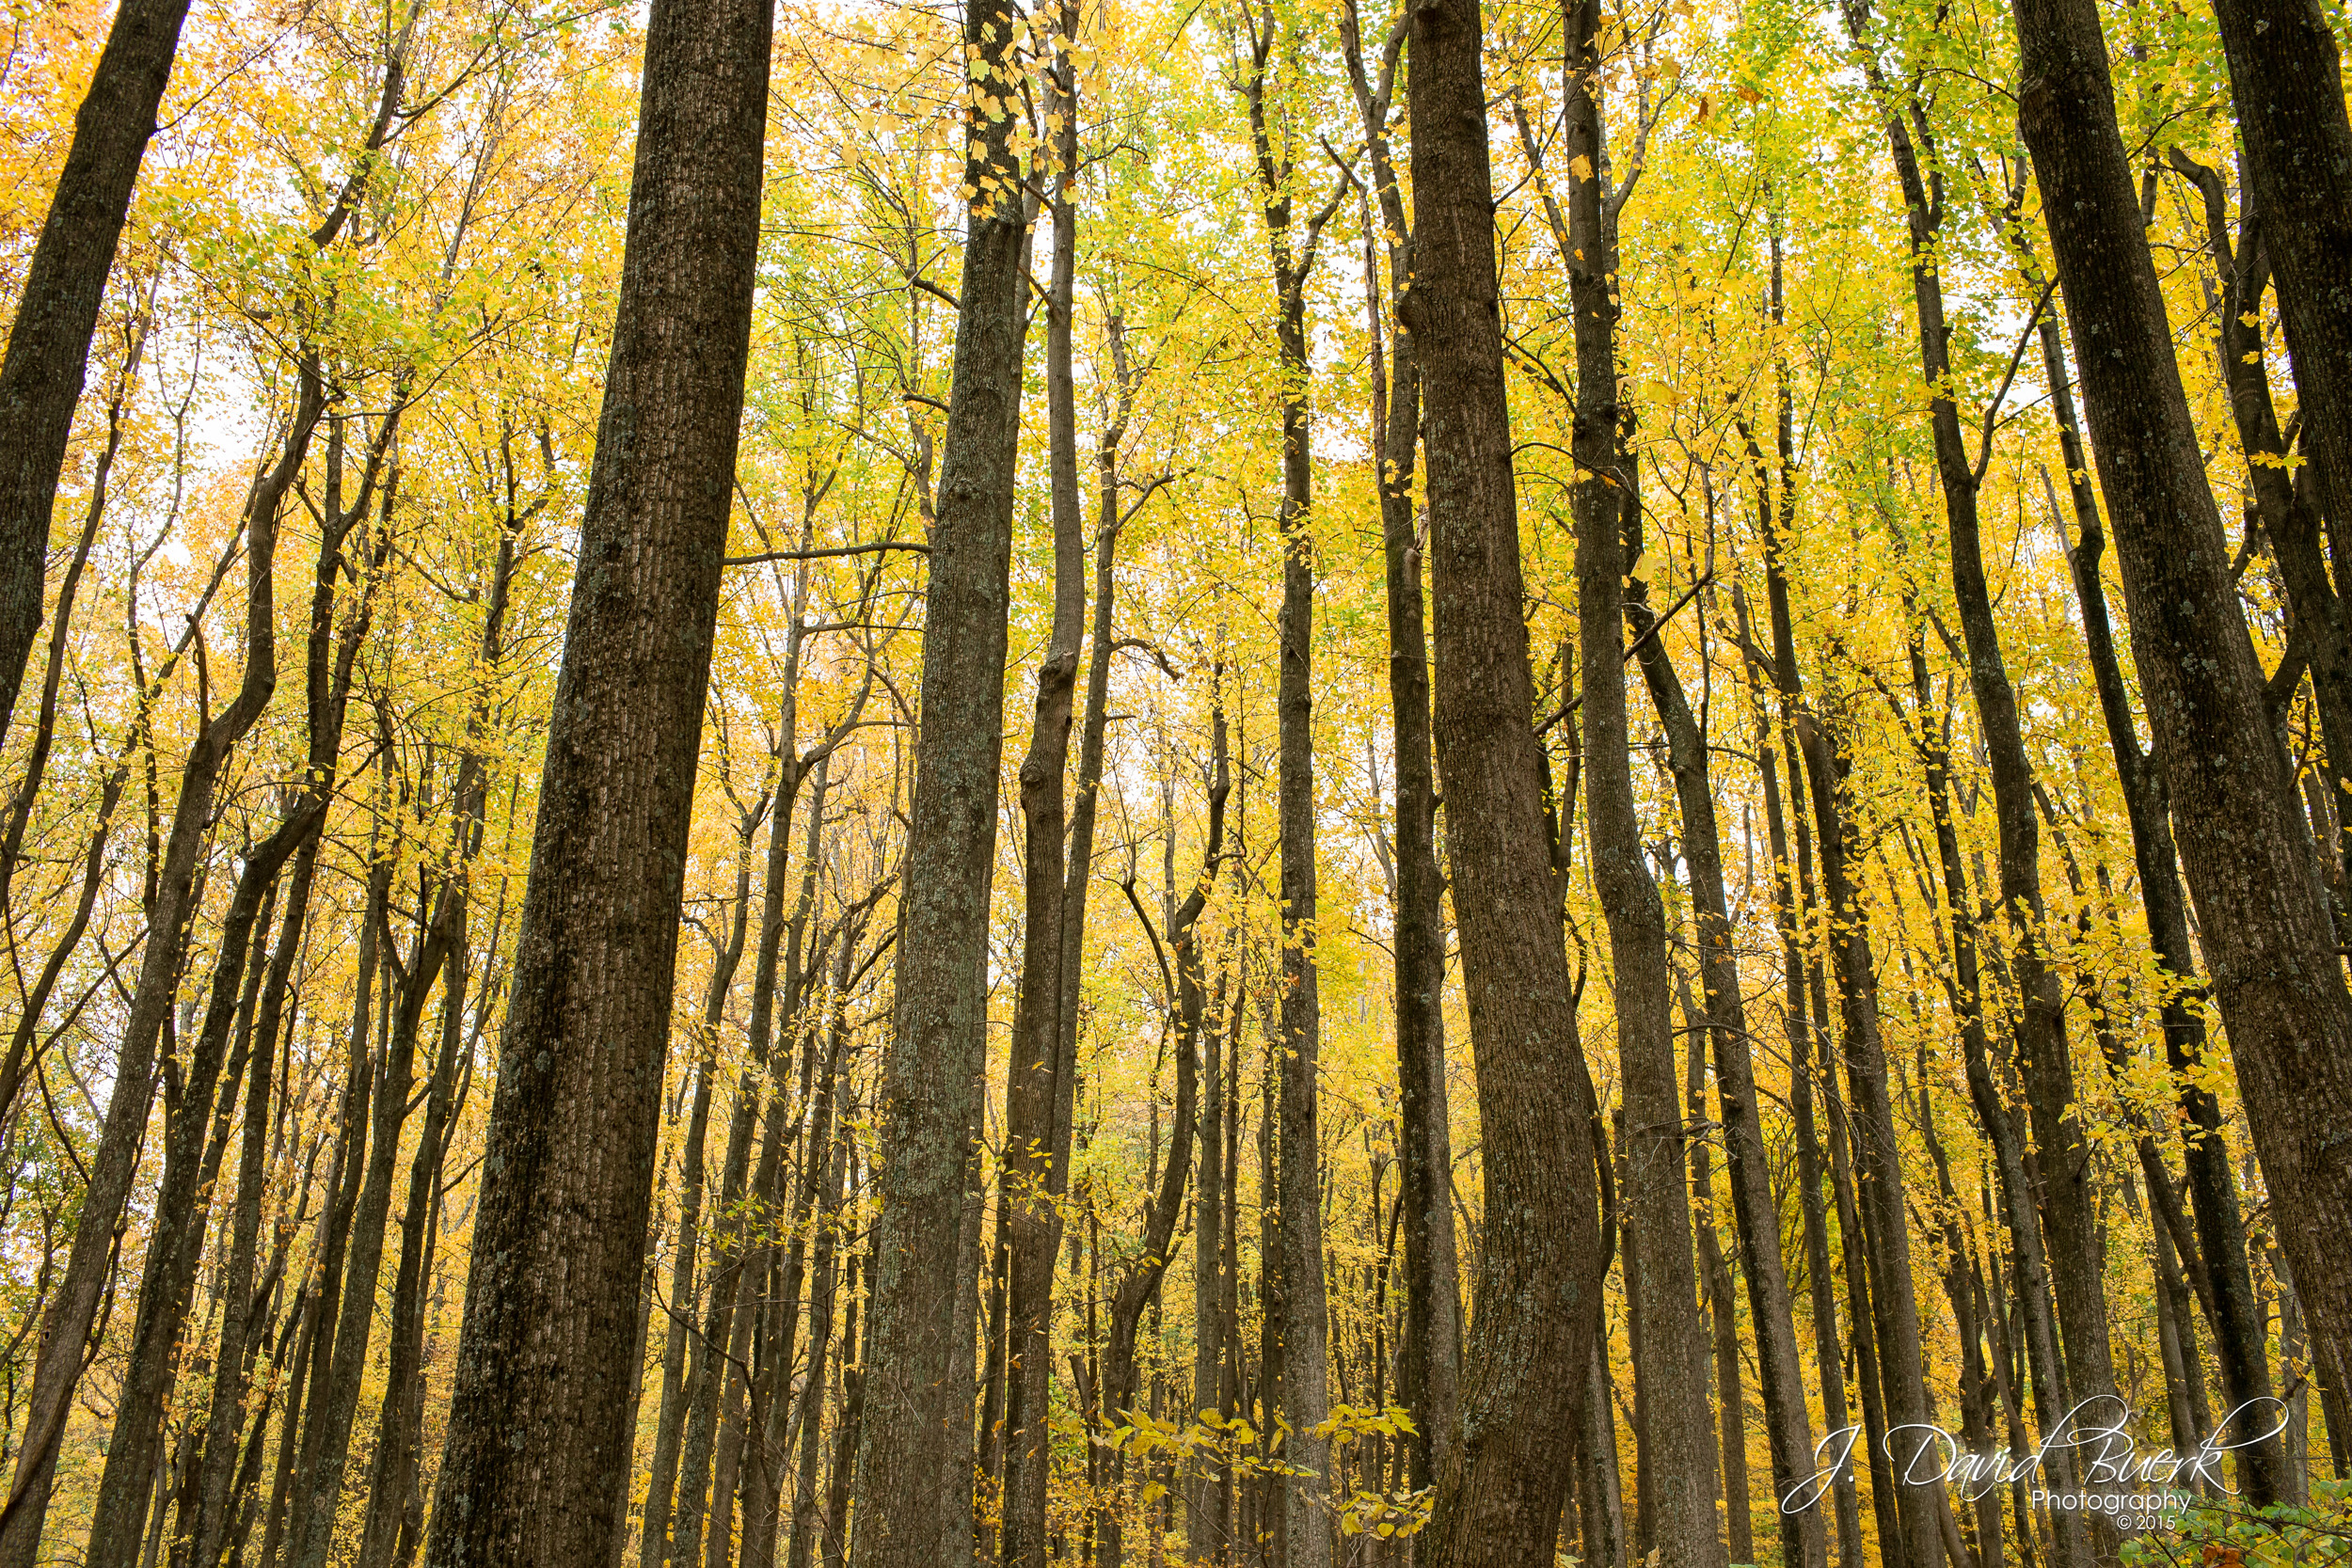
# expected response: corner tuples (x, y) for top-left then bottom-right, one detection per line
(2050, 498), (2282, 1501)
(2018, 0), (2352, 1414)
(1409, 0), (1608, 1561)
(1628, 585), (1825, 1568)
(416, 0), (771, 1551)
(851, 0), (1029, 1554)
(0, 0), (199, 736)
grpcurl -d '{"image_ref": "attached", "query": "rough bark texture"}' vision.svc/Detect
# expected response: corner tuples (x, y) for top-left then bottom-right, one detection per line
(416, 0), (771, 1551)
(1410, 0), (1607, 1560)
(2020, 0), (2352, 1414)
(850, 0), (1028, 1552)
(0, 0), (197, 736)
(1341, 0), (1461, 1488)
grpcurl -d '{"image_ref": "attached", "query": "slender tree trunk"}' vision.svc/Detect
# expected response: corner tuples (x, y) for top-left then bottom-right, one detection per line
(2019, 0), (2352, 1421)
(1679, 982), (1753, 1565)
(2048, 467), (2284, 1503)
(1340, 0), (1460, 1490)
(418, 0), (771, 1546)
(996, 18), (1083, 1558)
(1558, 5), (1724, 1560)
(1409, 0), (1607, 1560)
(1629, 581), (1823, 1568)
(852, 0), (1028, 1549)
(1230, 18), (1335, 1553)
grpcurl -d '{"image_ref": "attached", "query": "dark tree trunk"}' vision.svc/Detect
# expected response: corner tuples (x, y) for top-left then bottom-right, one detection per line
(417, 0), (771, 1548)
(1559, 4), (1724, 1560)
(996, 16), (1083, 1557)
(1848, 0), (2116, 1445)
(851, 0), (1028, 1552)
(1233, 16), (1335, 1555)
(2020, 0), (2352, 1419)
(2208, 1), (2352, 676)
(1408, 0), (1608, 1560)
(2047, 385), (2286, 1506)
(0, 0), (198, 736)
(1629, 580), (1824, 1568)
(1341, 0), (1461, 1490)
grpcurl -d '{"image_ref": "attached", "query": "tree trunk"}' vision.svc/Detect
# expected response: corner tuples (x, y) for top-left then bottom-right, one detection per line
(1559, 4), (1724, 1560)
(0, 0), (198, 736)
(1232, 15), (1335, 1554)
(417, 0), (771, 1546)
(2019, 0), (2352, 1423)
(1629, 581), (1824, 1568)
(1409, 0), (1608, 1560)
(852, 0), (1028, 1550)
(996, 16), (1083, 1557)
(1340, 0), (1461, 1491)
(2048, 440), (2285, 1504)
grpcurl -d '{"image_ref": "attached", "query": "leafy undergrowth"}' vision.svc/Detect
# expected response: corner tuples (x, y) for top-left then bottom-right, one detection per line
(2122, 1481), (2352, 1566)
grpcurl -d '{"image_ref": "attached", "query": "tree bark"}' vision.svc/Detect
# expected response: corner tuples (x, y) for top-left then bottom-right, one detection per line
(1340, 0), (1461, 1493)
(2019, 0), (2352, 1418)
(995, 15), (1083, 1557)
(1558, 4), (1724, 1560)
(1409, 0), (1608, 1560)
(417, 0), (771, 1548)
(0, 0), (198, 736)
(851, 0), (1028, 1551)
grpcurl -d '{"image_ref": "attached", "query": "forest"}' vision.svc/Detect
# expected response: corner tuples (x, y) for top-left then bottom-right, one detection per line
(1, 0), (2349, 1560)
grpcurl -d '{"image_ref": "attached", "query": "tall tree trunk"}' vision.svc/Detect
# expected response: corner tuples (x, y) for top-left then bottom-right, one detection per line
(2018, 0), (2352, 1422)
(2048, 440), (2286, 1504)
(1848, 0), (2116, 1441)
(995, 14), (1083, 1558)
(1340, 0), (1460, 1490)
(1559, 3), (1724, 1560)
(1232, 15), (1335, 1556)
(418, 0), (771, 1547)
(1409, 0), (1608, 1560)
(1629, 578), (1824, 1568)
(851, 0), (1028, 1549)
(0, 0), (198, 735)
